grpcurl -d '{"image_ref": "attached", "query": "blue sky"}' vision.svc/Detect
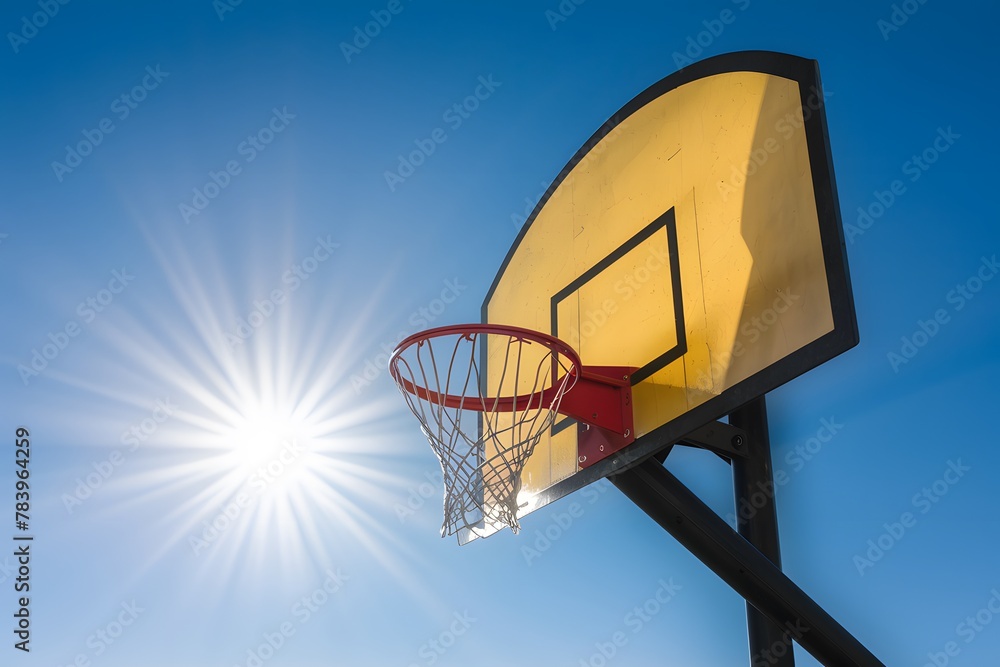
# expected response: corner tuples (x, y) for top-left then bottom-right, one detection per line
(2, 1), (999, 665)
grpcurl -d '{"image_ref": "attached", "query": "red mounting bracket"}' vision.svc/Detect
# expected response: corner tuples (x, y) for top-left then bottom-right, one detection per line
(556, 366), (637, 469)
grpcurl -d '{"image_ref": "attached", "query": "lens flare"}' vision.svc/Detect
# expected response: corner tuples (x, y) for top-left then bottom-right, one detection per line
(46, 218), (430, 604)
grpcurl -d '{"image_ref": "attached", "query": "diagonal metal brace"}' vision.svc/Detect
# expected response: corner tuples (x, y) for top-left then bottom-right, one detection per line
(611, 458), (885, 667)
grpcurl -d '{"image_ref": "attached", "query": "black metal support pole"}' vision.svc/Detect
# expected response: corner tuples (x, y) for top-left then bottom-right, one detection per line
(611, 458), (884, 667)
(730, 397), (794, 666)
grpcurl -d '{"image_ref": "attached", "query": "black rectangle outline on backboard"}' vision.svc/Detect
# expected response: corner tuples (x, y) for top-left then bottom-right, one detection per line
(548, 208), (685, 436)
(481, 51), (859, 522)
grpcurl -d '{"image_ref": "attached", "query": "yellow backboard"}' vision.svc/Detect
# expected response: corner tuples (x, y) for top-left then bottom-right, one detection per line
(476, 52), (857, 541)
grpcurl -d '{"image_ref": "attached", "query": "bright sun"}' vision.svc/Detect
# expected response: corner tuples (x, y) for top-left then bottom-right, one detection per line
(71, 224), (419, 595)
(218, 400), (320, 500)
(227, 406), (302, 469)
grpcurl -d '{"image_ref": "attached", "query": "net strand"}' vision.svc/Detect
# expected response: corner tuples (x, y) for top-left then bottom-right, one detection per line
(391, 330), (577, 539)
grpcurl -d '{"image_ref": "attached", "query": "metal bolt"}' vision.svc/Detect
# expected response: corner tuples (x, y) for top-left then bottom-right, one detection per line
(732, 435), (744, 449)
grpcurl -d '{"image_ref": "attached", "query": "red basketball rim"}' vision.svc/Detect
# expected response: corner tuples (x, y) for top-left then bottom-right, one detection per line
(388, 323), (581, 411)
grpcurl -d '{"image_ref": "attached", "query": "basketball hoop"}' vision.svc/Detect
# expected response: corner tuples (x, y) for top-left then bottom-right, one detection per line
(389, 324), (581, 538)
(390, 323), (638, 541)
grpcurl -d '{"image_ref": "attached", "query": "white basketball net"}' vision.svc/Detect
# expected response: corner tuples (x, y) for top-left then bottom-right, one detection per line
(390, 329), (577, 540)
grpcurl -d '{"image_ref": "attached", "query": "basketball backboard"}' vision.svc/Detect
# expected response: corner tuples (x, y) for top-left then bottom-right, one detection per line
(476, 51), (857, 541)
